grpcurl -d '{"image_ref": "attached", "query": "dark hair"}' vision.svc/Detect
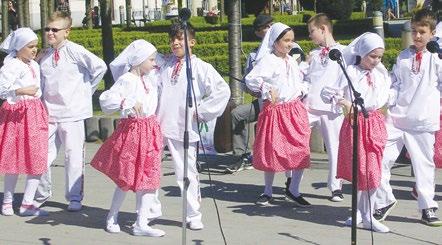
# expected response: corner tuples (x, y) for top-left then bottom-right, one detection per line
(412, 8), (437, 31)
(168, 22), (196, 40)
(275, 28), (293, 43)
(354, 55), (361, 65)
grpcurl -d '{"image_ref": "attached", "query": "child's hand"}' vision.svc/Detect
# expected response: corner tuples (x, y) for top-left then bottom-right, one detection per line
(338, 98), (352, 112)
(132, 102), (143, 117)
(15, 85), (39, 96)
(270, 88), (279, 104)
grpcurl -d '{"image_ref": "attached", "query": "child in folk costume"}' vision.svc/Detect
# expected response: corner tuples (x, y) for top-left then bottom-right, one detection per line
(323, 32), (391, 232)
(35, 11), (107, 211)
(374, 9), (442, 226)
(0, 28), (49, 216)
(305, 13), (346, 202)
(245, 22), (311, 207)
(432, 21), (442, 169)
(90, 40), (165, 237)
(156, 23), (230, 230)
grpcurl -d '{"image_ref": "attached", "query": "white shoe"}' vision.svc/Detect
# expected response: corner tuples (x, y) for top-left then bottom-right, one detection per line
(132, 225), (165, 237)
(67, 201), (82, 212)
(106, 216), (120, 233)
(188, 220), (204, 230)
(1, 203), (14, 216)
(345, 212), (362, 226)
(19, 205), (49, 216)
(362, 219), (390, 233)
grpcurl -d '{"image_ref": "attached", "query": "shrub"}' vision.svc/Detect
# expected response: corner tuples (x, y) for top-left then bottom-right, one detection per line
(316, 0), (354, 20)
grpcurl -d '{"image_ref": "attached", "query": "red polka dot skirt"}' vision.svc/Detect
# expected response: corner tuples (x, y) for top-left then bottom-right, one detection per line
(91, 116), (163, 192)
(252, 99), (311, 172)
(337, 110), (387, 191)
(0, 99), (48, 175)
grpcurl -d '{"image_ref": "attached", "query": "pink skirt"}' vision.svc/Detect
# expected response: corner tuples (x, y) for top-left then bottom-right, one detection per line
(434, 114), (442, 168)
(253, 99), (311, 172)
(0, 99), (48, 175)
(337, 110), (387, 191)
(91, 116), (163, 192)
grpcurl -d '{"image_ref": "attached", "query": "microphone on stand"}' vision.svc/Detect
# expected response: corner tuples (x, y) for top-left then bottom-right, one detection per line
(179, 8), (191, 23)
(328, 48), (342, 61)
(427, 40), (442, 58)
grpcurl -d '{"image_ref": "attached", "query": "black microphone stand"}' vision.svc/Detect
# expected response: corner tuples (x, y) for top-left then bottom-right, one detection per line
(333, 53), (368, 245)
(180, 7), (193, 245)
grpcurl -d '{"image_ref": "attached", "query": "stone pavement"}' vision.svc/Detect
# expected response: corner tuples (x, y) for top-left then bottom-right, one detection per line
(0, 142), (441, 245)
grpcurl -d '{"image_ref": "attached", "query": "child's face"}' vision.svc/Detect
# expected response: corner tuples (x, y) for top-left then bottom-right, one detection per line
(45, 19), (70, 47)
(273, 30), (295, 56)
(139, 53), (157, 74)
(360, 48), (384, 71)
(308, 23), (325, 46)
(17, 39), (38, 62)
(169, 33), (195, 58)
(255, 24), (271, 39)
(411, 23), (435, 51)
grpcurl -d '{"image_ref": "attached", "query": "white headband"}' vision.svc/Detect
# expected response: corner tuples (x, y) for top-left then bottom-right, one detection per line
(255, 22), (291, 62)
(0, 27), (38, 53)
(109, 39), (157, 81)
(342, 32), (384, 65)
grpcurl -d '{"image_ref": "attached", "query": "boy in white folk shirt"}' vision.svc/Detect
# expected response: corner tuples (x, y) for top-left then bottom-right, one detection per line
(34, 11), (107, 211)
(156, 22), (231, 230)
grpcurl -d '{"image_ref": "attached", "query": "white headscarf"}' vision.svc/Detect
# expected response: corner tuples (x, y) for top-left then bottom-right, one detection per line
(109, 39), (157, 81)
(342, 32), (385, 66)
(255, 22), (292, 62)
(0, 27), (38, 62)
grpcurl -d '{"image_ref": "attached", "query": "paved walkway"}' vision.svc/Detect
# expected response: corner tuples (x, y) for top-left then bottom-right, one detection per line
(0, 143), (441, 244)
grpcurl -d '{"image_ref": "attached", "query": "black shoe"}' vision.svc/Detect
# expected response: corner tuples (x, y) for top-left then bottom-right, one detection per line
(256, 194), (273, 206)
(285, 177), (292, 192)
(225, 161), (245, 174)
(285, 190), (311, 207)
(242, 153), (254, 170)
(373, 201), (397, 221)
(421, 208), (442, 226)
(330, 190), (344, 202)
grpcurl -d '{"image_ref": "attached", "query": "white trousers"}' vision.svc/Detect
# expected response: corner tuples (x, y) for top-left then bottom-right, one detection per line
(35, 120), (85, 203)
(375, 121), (438, 210)
(308, 109), (344, 192)
(166, 138), (202, 223)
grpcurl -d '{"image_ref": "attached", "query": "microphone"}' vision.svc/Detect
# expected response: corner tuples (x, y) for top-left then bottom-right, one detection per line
(427, 40), (442, 54)
(329, 49), (342, 61)
(289, 47), (306, 61)
(179, 8), (191, 22)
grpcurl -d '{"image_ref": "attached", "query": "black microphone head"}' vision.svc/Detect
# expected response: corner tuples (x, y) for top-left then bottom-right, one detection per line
(427, 40), (440, 53)
(289, 47), (306, 61)
(328, 49), (342, 61)
(179, 8), (191, 21)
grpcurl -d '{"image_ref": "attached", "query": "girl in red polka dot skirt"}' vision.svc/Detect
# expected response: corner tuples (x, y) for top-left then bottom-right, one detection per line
(0, 28), (49, 217)
(90, 40), (165, 237)
(245, 23), (311, 207)
(323, 33), (391, 232)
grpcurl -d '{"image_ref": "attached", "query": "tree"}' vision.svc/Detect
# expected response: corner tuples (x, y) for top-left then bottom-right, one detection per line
(17, 0), (24, 27)
(40, 0), (49, 48)
(125, 0), (131, 28)
(316, 0), (353, 20)
(84, 0), (93, 29)
(2, 0), (8, 38)
(48, 0), (54, 14)
(23, 0), (30, 26)
(100, 0), (115, 89)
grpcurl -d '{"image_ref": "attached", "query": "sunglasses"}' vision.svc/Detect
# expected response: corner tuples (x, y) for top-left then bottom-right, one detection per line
(44, 27), (67, 33)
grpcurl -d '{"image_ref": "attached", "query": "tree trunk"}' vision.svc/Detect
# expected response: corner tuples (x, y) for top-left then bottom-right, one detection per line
(2, 0), (8, 38)
(269, 0), (273, 15)
(23, 0), (30, 27)
(40, 0), (49, 48)
(178, 0), (183, 9)
(220, 0), (224, 22)
(125, 0), (131, 28)
(48, 0), (54, 15)
(214, 0), (242, 153)
(85, 0), (93, 29)
(17, 0), (24, 27)
(100, 0), (115, 89)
